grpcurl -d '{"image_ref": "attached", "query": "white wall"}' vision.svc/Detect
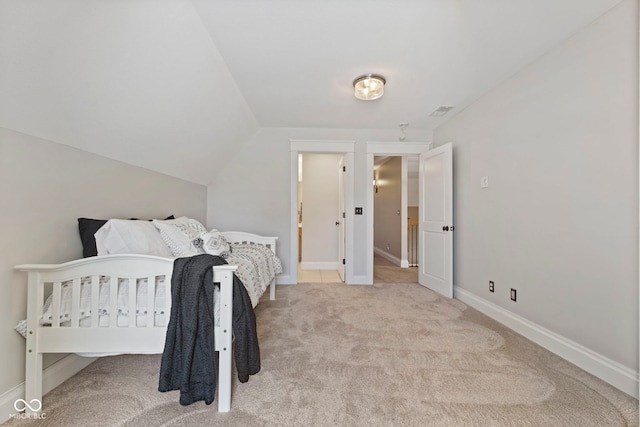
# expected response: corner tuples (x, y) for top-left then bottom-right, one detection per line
(433, 0), (638, 389)
(1, 128), (207, 407)
(300, 153), (342, 269)
(206, 127), (433, 283)
(407, 177), (418, 207)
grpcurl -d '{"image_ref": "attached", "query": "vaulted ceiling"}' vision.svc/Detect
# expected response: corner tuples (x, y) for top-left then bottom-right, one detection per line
(0, 0), (624, 184)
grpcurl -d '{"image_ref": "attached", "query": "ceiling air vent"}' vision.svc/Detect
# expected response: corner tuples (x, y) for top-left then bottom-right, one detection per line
(429, 105), (454, 117)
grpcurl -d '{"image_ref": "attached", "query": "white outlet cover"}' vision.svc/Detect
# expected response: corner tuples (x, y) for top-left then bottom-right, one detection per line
(480, 176), (489, 188)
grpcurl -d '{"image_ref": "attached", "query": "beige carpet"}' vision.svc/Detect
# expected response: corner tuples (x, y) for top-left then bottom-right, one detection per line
(6, 283), (638, 426)
(374, 255), (418, 283)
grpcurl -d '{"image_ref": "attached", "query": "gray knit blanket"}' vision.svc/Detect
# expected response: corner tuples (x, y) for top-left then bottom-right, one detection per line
(158, 254), (260, 406)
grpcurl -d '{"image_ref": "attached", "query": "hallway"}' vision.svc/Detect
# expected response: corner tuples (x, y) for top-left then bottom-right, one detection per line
(373, 255), (418, 283)
(298, 256), (418, 284)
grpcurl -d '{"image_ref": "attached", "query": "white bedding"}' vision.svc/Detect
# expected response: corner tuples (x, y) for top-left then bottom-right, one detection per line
(15, 245), (282, 338)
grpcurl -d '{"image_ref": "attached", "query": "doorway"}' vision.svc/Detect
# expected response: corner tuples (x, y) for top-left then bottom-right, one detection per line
(365, 142), (431, 284)
(365, 141), (453, 299)
(298, 153), (343, 283)
(289, 140), (355, 285)
(373, 155), (419, 283)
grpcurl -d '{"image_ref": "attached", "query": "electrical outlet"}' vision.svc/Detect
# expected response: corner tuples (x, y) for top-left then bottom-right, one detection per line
(510, 288), (517, 302)
(489, 281), (494, 293)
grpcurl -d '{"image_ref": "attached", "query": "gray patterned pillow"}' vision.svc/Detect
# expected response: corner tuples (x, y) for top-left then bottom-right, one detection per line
(200, 229), (231, 259)
(152, 218), (208, 258)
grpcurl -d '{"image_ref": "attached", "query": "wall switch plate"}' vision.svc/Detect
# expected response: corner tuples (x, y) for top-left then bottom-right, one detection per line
(510, 288), (517, 301)
(480, 176), (489, 188)
(355, 207), (363, 215)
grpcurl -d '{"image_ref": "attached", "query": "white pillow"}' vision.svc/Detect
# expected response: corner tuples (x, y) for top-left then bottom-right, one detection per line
(94, 218), (174, 257)
(152, 218), (208, 258)
(201, 229), (231, 259)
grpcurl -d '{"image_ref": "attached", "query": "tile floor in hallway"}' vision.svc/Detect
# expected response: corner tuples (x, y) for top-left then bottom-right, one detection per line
(298, 265), (342, 283)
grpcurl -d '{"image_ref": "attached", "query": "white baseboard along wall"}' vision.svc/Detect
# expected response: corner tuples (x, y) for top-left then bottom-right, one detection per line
(454, 287), (638, 399)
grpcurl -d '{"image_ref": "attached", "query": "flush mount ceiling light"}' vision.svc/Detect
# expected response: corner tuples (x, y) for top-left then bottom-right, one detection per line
(353, 74), (386, 100)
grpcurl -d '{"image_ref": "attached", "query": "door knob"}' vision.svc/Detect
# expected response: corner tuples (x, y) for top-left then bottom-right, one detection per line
(336, 221), (340, 226)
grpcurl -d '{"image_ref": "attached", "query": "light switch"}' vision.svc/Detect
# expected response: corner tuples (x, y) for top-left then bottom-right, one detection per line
(480, 176), (489, 188)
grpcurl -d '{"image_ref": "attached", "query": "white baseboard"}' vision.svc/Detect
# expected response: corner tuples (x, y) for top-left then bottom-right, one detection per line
(348, 275), (371, 285)
(0, 354), (96, 424)
(374, 247), (402, 267)
(275, 274), (295, 285)
(455, 287), (639, 398)
(300, 262), (338, 270)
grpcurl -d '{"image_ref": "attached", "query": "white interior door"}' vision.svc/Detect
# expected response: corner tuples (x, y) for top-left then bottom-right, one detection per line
(337, 157), (345, 281)
(418, 142), (453, 298)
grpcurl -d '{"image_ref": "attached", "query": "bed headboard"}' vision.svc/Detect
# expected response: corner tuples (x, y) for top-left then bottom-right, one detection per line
(221, 231), (278, 255)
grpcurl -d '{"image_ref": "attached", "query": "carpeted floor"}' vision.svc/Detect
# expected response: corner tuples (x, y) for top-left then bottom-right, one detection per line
(6, 282), (638, 426)
(373, 255), (418, 283)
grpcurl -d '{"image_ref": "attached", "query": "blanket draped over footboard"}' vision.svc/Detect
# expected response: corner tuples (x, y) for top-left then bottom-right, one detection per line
(159, 254), (260, 406)
(15, 231), (278, 414)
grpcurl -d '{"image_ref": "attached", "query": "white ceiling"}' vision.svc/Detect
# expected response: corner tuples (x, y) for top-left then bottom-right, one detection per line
(0, 0), (624, 184)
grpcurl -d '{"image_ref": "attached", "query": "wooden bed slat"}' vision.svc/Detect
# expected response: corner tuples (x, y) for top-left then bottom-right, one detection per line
(146, 275), (155, 328)
(70, 278), (81, 327)
(90, 275), (99, 327)
(128, 278), (136, 328)
(51, 282), (61, 328)
(109, 276), (117, 328)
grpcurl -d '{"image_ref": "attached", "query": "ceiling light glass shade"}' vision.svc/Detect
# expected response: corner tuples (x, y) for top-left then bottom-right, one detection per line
(353, 74), (386, 100)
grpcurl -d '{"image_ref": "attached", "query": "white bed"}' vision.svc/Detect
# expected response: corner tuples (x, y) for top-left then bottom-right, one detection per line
(15, 231), (279, 415)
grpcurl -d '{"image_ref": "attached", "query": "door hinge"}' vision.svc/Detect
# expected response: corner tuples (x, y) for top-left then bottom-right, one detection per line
(342, 166), (346, 172)
(342, 259), (345, 265)
(342, 212), (345, 218)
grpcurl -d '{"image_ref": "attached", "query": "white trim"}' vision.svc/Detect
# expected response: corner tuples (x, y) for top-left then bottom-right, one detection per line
(350, 275), (371, 285)
(365, 141), (433, 155)
(290, 140), (355, 285)
(275, 274), (295, 285)
(366, 141), (432, 284)
(300, 262), (339, 270)
(0, 354), (95, 424)
(455, 287), (639, 399)
(400, 156), (408, 266)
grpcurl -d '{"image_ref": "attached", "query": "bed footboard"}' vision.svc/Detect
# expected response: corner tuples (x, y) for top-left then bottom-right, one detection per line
(15, 255), (237, 414)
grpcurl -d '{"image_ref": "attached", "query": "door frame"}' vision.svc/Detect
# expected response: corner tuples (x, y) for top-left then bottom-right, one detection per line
(290, 140), (355, 284)
(365, 141), (432, 284)
(338, 157), (346, 281)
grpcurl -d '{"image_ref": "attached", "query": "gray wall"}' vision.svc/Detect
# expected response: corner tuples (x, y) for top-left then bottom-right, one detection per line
(1, 128), (207, 401)
(433, 0), (638, 371)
